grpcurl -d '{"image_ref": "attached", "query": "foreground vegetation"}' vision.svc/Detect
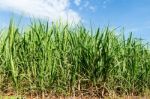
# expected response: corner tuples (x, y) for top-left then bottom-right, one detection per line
(0, 20), (150, 97)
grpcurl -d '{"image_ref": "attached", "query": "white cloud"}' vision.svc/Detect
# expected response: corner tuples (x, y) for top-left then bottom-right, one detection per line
(89, 6), (96, 12)
(102, 0), (110, 9)
(74, 0), (81, 6)
(81, 1), (96, 12)
(83, 1), (90, 7)
(0, 0), (81, 23)
(128, 26), (150, 32)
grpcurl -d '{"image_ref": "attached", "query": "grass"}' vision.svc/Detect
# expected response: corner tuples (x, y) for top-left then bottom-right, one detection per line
(0, 19), (150, 98)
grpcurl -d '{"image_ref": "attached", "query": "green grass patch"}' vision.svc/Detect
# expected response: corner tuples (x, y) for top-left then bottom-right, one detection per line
(0, 19), (150, 97)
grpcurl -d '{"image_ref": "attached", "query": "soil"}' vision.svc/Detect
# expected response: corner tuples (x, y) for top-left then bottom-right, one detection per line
(1, 95), (149, 99)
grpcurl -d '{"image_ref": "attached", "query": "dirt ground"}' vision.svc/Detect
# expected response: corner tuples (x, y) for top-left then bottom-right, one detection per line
(1, 96), (149, 99)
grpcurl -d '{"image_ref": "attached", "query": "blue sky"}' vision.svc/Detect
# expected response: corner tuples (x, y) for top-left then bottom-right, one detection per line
(0, 0), (150, 41)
